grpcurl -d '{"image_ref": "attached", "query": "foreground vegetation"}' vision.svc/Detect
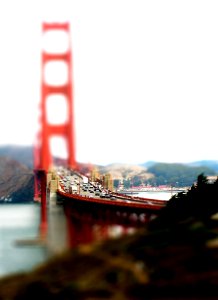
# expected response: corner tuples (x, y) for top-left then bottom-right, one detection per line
(1, 174), (218, 299)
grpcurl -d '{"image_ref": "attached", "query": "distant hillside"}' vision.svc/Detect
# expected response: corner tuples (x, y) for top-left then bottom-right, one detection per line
(97, 163), (153, 181)
(96, 162), (216, 188)
(11, 176), (34, 203)
(0, 145), (218, 193)
(1, 145), (218, 175)
(140, 161), (157, 168)
(0, 157), (33, 203)
(141, 160), (218, 173)
(147, 163), (216, 187)
(0, 145), (33, 168)
(187, 160), (218, 172)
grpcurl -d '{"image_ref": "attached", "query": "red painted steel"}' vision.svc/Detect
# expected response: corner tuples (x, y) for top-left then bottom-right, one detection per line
(57, 188), (166, 212)
(34, 22), (77, 200)
(39, 170), (47, 238)
(35, 22), (76, 173)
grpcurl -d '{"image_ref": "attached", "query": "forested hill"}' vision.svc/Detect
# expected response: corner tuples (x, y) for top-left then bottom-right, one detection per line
(187, 160), (218, 172)
(146, 163), (216, 187)
(141, 160), (218, 173)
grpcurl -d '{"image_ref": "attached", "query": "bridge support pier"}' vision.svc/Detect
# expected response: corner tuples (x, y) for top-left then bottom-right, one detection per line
(38, 170), (48, 239)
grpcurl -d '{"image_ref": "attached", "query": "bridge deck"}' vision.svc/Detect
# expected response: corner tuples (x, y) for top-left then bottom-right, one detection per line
(57, 188), (166, 212)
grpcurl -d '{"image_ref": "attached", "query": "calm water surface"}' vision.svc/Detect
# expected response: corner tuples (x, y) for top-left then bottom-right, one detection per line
(0, 204), (48, 277)
(134, 191), (176, 200)
(0, 192), (174, 277)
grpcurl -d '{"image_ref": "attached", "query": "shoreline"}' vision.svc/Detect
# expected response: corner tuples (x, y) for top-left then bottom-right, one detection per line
(116, 188), (188, 194)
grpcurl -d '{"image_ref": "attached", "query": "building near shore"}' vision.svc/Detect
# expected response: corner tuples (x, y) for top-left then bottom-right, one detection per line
(207, 176), (218, 184)
(102, 173), (113, 192)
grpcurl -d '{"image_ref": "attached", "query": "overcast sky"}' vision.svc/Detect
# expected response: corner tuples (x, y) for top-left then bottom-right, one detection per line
(0, 0), (218, 165)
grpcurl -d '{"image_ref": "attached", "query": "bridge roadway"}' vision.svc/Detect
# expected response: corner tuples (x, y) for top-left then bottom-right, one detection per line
(56, 174), (167, 213)
(44, 172), (168, 250)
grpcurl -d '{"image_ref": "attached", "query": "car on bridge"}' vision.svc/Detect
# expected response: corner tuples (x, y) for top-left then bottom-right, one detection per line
(95, 190), (101, 196)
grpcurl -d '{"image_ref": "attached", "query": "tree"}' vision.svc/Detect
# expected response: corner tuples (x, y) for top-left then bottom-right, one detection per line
(123, 179), (131, 189)
(132, 176), (142, 187)
(113, 179), (120, 189)
(150, 173), (218, 229)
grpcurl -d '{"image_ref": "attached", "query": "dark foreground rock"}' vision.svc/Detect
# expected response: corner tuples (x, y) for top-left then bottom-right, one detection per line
(0, 221), (218, 299)
(0, 174), (218, 299)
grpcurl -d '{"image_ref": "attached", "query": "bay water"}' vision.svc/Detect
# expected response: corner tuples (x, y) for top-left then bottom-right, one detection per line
(134, 190), (177, 200)
(0, 204), (48, 277)
(0, 191), (174, 277)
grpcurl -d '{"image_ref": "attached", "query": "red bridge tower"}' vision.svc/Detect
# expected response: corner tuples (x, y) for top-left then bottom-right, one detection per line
(34, 22), (77, 201)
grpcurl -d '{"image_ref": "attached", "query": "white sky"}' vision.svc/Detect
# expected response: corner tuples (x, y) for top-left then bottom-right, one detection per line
(0, 0), (218, 165)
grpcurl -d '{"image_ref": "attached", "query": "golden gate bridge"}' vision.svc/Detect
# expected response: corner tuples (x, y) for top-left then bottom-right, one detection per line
(33, 22), (166, 247)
